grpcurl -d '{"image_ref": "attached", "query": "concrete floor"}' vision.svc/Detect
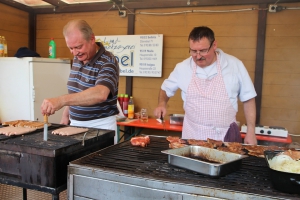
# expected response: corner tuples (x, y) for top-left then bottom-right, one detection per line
(0, 184), (67, 200)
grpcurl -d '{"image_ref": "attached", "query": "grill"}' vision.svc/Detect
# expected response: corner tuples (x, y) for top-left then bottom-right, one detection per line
(0, 124), (114, 200)
(69, 135), (300, 200)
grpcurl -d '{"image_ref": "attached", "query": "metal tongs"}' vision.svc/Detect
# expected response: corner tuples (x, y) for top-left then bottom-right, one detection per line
(160, 114), (167, 131)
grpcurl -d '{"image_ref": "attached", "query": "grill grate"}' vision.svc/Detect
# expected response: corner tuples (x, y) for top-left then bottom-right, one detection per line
(78, 136), (300, 199)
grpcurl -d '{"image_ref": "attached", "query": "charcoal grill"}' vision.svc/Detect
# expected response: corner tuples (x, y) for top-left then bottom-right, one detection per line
(0, 124), (114, 200)
(68, 135), (300, 200)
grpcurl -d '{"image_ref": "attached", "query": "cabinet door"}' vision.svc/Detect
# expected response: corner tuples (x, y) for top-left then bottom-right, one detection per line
(0, 58), (31, 122)
(31, 61), (70, 123)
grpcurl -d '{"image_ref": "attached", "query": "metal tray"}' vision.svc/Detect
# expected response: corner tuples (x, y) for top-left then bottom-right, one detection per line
(161, 146), (248, 177)
(169, 114), (184, 125)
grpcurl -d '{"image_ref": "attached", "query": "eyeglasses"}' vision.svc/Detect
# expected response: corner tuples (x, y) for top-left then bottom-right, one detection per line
(189, 40), (214, 56)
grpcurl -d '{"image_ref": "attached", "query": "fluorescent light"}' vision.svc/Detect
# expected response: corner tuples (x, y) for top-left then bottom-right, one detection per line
(61, 0), (110, 4)
(14, 0), (50, 6)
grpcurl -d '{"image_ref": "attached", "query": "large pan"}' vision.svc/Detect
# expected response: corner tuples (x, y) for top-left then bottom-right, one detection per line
(162, 146), (248, 177)
(264, 150), (300, 194)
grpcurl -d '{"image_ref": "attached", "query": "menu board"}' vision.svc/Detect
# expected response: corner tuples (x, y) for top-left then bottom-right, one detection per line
(95, 34), (163, 77)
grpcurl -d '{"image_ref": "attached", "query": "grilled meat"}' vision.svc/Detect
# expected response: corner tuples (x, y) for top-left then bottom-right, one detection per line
(131, 136), (150, 147)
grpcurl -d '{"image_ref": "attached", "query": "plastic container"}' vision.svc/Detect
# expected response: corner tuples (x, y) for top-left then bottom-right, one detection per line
(140, 108), (148, 123)
(49, 38), (56, 58)
(128, 96), (134, 119)
(123, 94), (129, 117)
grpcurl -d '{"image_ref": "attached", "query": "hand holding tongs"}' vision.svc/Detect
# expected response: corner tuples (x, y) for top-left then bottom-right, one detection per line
(160, 114), (167, 131)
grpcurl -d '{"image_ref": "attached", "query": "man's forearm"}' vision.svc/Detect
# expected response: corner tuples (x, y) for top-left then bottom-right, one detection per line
(243, 98), (256, 134)
(158, 89), (170, 107)
(60, 85), (110, 107)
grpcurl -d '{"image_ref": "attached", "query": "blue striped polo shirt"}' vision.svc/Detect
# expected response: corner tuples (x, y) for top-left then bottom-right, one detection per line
(67, 42), (120, 121)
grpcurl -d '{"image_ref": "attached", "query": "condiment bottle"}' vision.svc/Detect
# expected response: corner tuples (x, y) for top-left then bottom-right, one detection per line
(123, 94), (129, 117)
(128, 96), (134, 119)
(118, 94), (124, 112)
(49, 38), (56, 58)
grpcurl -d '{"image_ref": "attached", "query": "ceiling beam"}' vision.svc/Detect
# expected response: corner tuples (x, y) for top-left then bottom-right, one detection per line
(2, 0), (300, 14)
(34, 2), (116, 14)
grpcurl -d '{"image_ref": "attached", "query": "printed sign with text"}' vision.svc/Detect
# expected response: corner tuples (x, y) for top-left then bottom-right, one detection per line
(96, 34), (163, 77)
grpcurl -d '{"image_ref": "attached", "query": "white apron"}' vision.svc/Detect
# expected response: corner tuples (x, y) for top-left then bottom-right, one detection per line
(70, 116), (117, 144)
(182, 54), (236, 141)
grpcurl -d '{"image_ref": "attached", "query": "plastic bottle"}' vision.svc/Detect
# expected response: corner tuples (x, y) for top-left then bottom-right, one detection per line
(49, 38), (56, 58)
(118, 94), (124, 112)
(123, 94), (129, 117)
(128, 96), (134, 119)
(3, 36), (7, 57)
(0, 36), (3, 57)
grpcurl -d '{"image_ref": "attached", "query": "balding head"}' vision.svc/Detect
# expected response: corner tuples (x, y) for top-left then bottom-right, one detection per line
(63, 19), (94, 41)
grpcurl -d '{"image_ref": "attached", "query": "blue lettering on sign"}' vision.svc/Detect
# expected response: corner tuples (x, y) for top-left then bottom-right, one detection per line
(121, 55), (129, 66)
(115, 51), (134, 67)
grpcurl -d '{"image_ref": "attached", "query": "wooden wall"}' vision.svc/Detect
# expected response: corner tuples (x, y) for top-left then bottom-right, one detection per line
(0, 3), (29, 56)
(133, 5), (258, 123)
(261, 3), (300, 135)
(1, 2), (300, 139)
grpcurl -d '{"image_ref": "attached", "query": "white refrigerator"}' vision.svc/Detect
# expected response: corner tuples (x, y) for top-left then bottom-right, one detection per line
(0, 57), (70, 124)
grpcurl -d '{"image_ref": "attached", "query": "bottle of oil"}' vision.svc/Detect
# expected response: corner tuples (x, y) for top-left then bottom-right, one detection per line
(128, 96), (134, 119)
(3, 36), (7, 57)
(0, 36), (4, 57)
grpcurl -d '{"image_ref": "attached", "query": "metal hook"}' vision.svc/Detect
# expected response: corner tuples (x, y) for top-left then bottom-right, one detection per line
(82, 131), (88, 146)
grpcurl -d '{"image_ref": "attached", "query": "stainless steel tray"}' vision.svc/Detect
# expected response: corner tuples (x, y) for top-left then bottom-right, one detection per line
(169, 114), (184, 125)
(161, 146), (248, 177)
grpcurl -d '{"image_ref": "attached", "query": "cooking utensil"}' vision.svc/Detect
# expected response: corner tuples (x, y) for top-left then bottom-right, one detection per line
(43, 115), (48, 141)
(162, 145), (248, 177)
(264, 150), (300, 194)
(160, 114), (166, 131)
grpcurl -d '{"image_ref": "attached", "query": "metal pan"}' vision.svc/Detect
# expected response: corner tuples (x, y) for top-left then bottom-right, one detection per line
(161, 146), (248, 177)
(264, 150), (300, 194)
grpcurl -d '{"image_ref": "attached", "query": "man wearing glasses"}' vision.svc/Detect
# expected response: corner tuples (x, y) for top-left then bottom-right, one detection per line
(154, 26), (257, 144)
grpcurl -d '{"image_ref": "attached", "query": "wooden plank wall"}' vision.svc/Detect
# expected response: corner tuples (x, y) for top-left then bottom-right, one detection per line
(0, 3), (29, 56)
(133, 5), (258, 125)
(262, 3), (300, 136)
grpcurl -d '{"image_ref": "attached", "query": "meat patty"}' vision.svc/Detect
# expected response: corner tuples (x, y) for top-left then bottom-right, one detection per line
(131, 136), (150, 147)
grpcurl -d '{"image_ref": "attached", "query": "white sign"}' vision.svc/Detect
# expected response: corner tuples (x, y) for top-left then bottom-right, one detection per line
(96, 34), (163, 77)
